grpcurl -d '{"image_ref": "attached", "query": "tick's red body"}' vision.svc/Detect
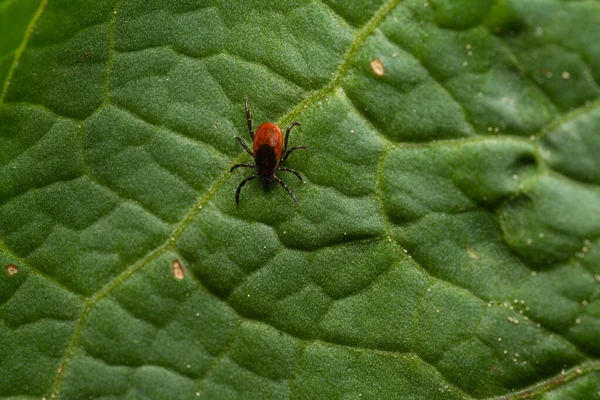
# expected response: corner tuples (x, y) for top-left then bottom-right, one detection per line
(230, 102), (307, 207)
(253, 123), (283, 160)
(253, 123), (283, 181)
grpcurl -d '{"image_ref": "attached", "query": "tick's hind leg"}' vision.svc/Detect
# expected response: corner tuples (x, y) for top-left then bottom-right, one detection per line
(277, 167), (303, 182)
(273, 175), (298, 204)
(235, 175), (257, 208)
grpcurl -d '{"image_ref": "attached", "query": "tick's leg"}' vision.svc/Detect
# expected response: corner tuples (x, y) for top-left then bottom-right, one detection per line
(245, 101), (254, 139)
(273, 175), (298, 204)
(230, 163), (255, 173)
(236, 136), (253, 156)
(277, 167), (303, 182)
(235, 175), (257, 208)
(281, 146), (308, 163)
(283, 122), (300, 153)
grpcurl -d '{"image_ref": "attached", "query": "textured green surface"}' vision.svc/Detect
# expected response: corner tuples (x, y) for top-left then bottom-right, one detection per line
(1, 0), (599, 398)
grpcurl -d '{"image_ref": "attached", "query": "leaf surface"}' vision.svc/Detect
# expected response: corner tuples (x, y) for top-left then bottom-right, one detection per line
(1, 0), (599, 399)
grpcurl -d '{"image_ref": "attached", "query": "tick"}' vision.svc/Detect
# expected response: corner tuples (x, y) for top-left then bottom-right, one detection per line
(230, 102), (307, 207)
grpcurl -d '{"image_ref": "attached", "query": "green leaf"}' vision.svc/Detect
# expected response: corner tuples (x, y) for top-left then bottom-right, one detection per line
(1, 0), (599, 398)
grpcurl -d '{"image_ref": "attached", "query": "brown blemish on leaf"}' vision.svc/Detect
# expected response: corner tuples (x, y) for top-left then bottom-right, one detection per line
(171, 259), (185, 280)
(370, 58), (385, 76)
(5, 264), (18, 276)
